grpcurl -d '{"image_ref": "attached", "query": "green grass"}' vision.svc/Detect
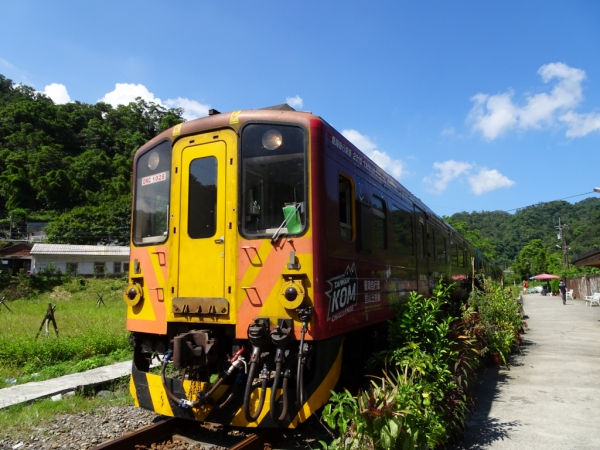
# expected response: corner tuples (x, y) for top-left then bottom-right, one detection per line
(0, 379), (133, 441)
(0, 277), (131, 387)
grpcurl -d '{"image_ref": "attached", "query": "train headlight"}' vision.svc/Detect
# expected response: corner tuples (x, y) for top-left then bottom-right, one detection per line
(123, 282), (143, 307)
(262, 130), (283, 150)
(279, 278), (305, 309)
(284, 286), (298, 301)
(148, 151), (160, 170)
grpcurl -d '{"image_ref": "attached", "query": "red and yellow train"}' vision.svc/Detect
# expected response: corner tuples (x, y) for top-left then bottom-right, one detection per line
(123, 105), (500, 428)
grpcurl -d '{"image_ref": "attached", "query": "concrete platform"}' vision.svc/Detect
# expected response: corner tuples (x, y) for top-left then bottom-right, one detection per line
(452, 293), (600, 450)
(0, 361), (133, 409)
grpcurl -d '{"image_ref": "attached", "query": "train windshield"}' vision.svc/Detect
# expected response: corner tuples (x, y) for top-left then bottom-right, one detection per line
(133, 141), (171, 245)
(241, 124), (306, 238)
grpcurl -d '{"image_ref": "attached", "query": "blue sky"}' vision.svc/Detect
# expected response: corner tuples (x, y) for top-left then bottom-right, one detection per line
(2, 1), (600, 216)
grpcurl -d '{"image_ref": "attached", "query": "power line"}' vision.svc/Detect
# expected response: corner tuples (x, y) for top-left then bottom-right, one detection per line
(504, 191), (594, 212)
(431, 191), (596, 214)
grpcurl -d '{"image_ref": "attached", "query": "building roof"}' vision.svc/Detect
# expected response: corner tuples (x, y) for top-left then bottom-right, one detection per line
(0, 243), (33, 259)
(31, 244), (130, 256)
(571, 247), (600, 269)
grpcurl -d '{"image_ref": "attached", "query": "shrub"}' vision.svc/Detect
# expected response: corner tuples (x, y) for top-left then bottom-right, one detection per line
(468, 280), (522, 364)
(322, 279), (524, 449)
(323, 280), (474, 449)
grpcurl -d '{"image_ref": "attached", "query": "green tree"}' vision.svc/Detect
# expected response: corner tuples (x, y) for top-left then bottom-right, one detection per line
(444, 217), (498, 260)
(511, 239), (549, 280)
(0, 74), (184, 243)
(44, 197), (131, 245)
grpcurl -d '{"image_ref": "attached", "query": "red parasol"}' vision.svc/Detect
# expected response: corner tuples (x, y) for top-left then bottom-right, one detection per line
(532, 274), (560, 280)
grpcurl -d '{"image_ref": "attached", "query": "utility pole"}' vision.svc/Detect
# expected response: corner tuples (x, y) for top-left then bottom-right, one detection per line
(554, 218), (569, 270)
(8, 213), (13, 240)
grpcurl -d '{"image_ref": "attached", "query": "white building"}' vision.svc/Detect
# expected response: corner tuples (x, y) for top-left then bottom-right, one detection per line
(30, 244), (130, 276)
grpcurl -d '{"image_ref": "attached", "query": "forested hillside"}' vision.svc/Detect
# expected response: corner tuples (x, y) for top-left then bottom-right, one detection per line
(0, 75), (184, 244)
(448, 198), (600, 268)
(1, 73), (598, 274)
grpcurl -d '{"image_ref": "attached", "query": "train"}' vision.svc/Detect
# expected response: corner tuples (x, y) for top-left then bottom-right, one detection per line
(123, 104), (502, 428)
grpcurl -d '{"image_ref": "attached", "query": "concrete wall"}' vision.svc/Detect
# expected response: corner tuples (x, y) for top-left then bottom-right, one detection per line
(566, 274), (600, 299)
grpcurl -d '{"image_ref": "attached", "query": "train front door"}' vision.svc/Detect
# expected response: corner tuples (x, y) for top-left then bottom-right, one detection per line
(178, 141), (227, 298)
(414, 206), (429, 295)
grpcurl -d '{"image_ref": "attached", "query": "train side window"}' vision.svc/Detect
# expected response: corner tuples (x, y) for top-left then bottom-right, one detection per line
(416, 219), (425, 260)
(435, 231), (446, 261)
(372, 195), (387, 250)
(391, 204), (413, 255)
(458, 247), (465, 268)
(427, 224), (435, 260)
(451, 242), (459, 267)
(339, 175), (354, 241)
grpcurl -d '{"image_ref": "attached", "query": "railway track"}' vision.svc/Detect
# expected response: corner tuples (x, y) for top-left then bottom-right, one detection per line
(91, 417), (286, 450)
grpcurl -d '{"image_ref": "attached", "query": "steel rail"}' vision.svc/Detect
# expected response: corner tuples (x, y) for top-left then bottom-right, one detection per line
(91, 417), (186, 450)
(91, 417), (284, 450)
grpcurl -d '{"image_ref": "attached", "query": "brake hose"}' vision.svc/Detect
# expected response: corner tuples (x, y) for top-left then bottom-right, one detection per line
(243, 354), (269, 422)
(270, 325), (291, 422)
(243, 319), (270, 422)
(161, 348), (246, 409)
(270, 362), (291, 421)
(295, 307), (312, 408)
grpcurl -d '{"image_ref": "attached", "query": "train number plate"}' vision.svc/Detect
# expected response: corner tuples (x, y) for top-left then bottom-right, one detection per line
(141, 171), (167, 186)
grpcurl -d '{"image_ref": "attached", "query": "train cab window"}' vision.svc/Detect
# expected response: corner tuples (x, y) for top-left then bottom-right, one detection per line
(241, 124), (306, 239)
(133, 140), (171, 246)
(372, 196), (387, 250)
(390, 204), (413, 255)
(339, 175), (354, 241)
(188, 156), (217, 238)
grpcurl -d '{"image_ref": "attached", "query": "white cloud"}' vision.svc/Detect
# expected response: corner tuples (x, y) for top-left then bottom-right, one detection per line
(100, 83), (210, 120)
(559, 111), (600, 137)
(441, 125), (456, 136)
(423, 160), (472, 194)
(468, 168), (515, 195)
(164, 97), (210, 121)
(424, 160), (514, 195)
(43, 83), (71, 104)
(468, 62), (590, 139)
(468, 92), (518, 140)
(341, 129), (407, 180)
(0, 57), (15, 69)
(100, 83), (162, 106)
(286, 95), (303, 110)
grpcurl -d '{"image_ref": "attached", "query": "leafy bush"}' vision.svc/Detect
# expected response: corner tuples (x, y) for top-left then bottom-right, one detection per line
(322, 279), (524, 449)
(321, 373), (422, 450)
(323, 280), (473, 449)
(468, 280), (522, 364)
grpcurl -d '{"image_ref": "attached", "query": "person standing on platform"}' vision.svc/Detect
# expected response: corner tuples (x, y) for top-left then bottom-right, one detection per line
(558, 279), (567, 305)
(523, 280), (529, 295)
